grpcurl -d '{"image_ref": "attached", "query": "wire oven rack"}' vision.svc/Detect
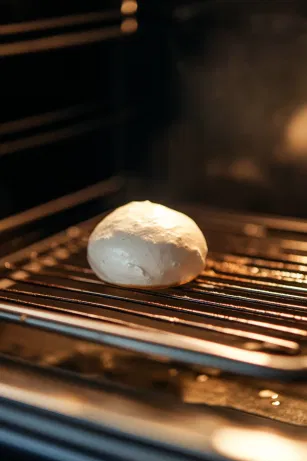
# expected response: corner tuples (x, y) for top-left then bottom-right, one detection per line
(1, 205), (307, 379)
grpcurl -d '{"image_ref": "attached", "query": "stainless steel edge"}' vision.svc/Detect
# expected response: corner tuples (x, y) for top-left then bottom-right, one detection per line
(1, 300), (307, 378)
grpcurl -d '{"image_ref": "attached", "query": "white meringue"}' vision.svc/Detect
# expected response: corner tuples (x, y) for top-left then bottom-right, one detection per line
(87, 201), (207, 288)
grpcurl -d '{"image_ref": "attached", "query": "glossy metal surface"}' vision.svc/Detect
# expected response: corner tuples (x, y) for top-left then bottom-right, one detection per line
(1, 357), (307, 461)
(1, 205), (307, 378)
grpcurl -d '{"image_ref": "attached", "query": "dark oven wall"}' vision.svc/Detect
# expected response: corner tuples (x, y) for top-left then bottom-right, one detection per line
(141, 1), (307, 219)
(0, 0), (145, 219)
(4, 1), (307, 220)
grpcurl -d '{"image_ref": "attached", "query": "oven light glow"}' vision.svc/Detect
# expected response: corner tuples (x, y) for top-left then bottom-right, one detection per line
(121, 1), (138, 15)
(213, 427), (306, 461)
(286, 105), (307, 157)
(121, 18), (138, 34)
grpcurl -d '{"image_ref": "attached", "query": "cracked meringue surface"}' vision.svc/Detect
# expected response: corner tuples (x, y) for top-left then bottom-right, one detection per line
(87, 201), (207, 288)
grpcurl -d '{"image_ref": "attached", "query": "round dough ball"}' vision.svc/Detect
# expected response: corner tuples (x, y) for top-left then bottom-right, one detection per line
(87, 201), (207, 288)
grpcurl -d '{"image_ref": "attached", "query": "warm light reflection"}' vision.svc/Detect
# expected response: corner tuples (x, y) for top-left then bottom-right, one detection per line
(121, 18), (138, 34)
(286, 105), (307, 157)
(229, 158), (264, 183)
(121, 0), (138, 15)
(213, 427), (306, 461)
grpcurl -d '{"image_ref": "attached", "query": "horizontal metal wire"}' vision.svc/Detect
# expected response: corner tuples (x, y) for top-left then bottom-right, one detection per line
(0, 26), (122, 57)
(0, 110), (132, 156)
(0, 10), (120, 36)
(0, 103), (99, 136)
(2, 209), (307, 375)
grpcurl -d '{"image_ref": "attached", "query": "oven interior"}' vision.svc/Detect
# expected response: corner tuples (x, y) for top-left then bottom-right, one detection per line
(2, 1), (307, 461)
(1, 200), (307, 460)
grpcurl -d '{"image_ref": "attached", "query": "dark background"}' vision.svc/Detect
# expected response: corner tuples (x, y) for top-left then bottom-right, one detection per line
(2, 0), (307, 220)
